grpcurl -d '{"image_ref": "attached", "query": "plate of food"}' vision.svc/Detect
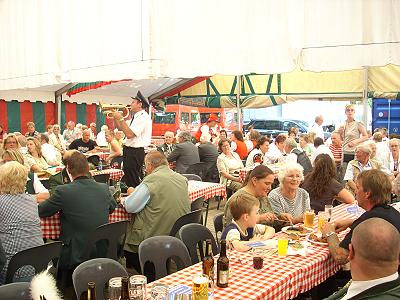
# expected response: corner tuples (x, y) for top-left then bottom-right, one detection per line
(282, 225), (313, 237)
(306, 233), (328, 246)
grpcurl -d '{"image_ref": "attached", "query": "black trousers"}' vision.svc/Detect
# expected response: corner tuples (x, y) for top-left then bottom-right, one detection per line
(123, 146), (145, 188)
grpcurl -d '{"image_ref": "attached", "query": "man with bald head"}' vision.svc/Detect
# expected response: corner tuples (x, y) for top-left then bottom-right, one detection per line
(68, 129), (97, 153)
(326, 218), (400, 299)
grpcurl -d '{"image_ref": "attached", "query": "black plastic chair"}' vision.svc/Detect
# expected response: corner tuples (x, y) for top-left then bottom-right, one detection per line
(213, 213), (224, 243)
(169, 209), (203, 237)
(93, 173), (110, 184)
(81, 220), (129, 261)
(138, 236), (191, 281)
(182, 174), (202, 181)
(190, 197), (205, 225)
(5, 241), (62, 284)
(72, 258), (128, 300)
(179, 223), (219, 264)
(0, 282), (31, 300)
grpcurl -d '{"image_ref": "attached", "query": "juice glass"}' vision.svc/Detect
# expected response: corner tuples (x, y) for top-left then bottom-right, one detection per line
(277, 238), (289, 256)
(318, 211), (328, 233)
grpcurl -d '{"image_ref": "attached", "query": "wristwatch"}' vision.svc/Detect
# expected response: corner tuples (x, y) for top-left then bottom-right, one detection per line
(326, 231), (337, 238)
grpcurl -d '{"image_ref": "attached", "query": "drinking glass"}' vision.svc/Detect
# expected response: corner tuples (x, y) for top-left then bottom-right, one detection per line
(109, 277), (122, 300)
(192, 274), (212, 300)
(325, 205), (333, 221)
(129, 275), (147, 300)
(151, 283), (169, 300)
(252, 248), (264, 270)
(277, 238), (289, 256)
(303, 209), (315, 228)
(317, 211), (328, 233)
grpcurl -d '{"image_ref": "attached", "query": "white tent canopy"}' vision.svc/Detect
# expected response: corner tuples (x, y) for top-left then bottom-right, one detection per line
(1, 0), (400, 91)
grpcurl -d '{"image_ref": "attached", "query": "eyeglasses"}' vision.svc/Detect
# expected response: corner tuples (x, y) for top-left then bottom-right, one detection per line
(346, 109), (355, 112)
(287, 175), (302, 180)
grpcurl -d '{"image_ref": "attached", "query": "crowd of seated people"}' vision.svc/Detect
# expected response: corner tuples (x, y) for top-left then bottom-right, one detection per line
(1, 102), (400, 297)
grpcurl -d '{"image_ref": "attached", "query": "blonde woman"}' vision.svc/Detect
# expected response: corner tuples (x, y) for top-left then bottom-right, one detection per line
(2, 149), (50, 202)
(2, 134), (20, 151)
(105, 130), (122, 164)
(339, 104), (368, 163)
(25, 137), (49, 173)
(0, 161), (44, 284)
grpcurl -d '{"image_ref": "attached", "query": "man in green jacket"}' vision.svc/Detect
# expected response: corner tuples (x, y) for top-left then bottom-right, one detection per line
(122, 151), (190, 274)
(325, 218), (400, 300)
(39, 152), (117, 273)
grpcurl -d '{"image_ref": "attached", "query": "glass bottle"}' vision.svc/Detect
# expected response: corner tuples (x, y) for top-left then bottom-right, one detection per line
(202, 239), (214, 286)
(216, 240), (229, 288)
(87, 282), (96, 300)
(121, 276), (130, 300)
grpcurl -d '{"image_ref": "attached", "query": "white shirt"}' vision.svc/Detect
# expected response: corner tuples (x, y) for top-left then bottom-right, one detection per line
(125, 110), (152, 148)
(27, 173), (49, 194)
(265, 143), (284, 163)
(344, 161), (373, 181)
(41, 143), (61, 166)
(311, 144), (334, 165)
(308, 123), (325, 140)
(342, 272), (398, 300)
(49, 133), (66, 152)
(96, 131), (108, 147)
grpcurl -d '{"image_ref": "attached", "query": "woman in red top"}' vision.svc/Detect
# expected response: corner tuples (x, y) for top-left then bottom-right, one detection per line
(230, 130), (248, 159)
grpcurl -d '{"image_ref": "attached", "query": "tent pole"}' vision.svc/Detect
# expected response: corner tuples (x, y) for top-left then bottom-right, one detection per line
(236, 75), (242, 131)
(363, 67), (368, 127)
(56, 95), (62, 125)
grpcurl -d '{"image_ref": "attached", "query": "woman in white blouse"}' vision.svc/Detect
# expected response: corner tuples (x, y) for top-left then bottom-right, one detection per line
(49, 124), (67, 154)
(25, 137), (49, 173)
(217, 138), (244, 191)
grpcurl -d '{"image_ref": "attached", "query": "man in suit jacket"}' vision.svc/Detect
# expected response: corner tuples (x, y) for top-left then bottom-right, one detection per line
(325, 218), (400, 299)
(38, 152), (117, 271)
(198, 132), (219, 181)
(167, 131), (200, 173)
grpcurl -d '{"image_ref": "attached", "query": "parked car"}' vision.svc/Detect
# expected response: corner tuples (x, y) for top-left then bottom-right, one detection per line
(244, 118), (331, 140)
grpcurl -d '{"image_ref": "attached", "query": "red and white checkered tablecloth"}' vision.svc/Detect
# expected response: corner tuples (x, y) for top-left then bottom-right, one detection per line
(41, 206), (129, 240)
(188, 181), (226, 203)
(149, 204), (358, 299)
(90, 168), (124, 181)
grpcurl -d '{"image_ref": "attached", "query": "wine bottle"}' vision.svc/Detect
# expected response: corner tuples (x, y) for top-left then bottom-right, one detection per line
(121, 276), (130, 300)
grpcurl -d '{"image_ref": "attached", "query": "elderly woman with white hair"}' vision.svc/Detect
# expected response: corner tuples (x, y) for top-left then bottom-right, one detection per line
(268, 162), (311, 224)
(0, 161), (44, 284)
(344, 142), (393, 195)
(49, 124), (67, 154)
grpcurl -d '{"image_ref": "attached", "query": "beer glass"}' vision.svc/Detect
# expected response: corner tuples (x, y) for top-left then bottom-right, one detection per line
(277, 238), (289, 256)
(303, 209), (315, 228)
(325, 204), (333, 221)
(318, 211), (328, 233)
(192, 274), (212, 300)
(129, 275), (147, 300)
(108, 277), (122, 300)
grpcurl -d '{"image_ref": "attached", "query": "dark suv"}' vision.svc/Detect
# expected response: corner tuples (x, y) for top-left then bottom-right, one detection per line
(245, 118), (331, 140)
(244, 119), (309, 138)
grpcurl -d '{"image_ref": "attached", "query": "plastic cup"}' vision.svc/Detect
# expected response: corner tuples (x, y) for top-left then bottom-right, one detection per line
(277, 238), (289, 256)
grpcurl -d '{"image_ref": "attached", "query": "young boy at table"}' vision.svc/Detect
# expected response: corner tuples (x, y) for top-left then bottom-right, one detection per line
(221, 194), (275, 252)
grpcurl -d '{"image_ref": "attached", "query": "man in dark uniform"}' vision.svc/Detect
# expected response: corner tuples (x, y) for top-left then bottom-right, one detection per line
(112, 91), (152, 187)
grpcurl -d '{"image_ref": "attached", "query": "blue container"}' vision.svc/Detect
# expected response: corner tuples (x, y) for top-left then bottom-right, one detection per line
(372, 98), (400, 134)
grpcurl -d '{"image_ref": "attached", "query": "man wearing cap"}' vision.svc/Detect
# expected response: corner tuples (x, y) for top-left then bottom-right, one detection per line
(194, 114), (220, 143)
(112, 91), (152, 187)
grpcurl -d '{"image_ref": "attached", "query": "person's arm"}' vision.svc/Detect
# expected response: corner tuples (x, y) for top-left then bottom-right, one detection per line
(335, 188), (355, 204)
(122, 183), (151, 213)
(107, 140), (122, 162)
(348, 123), (368, 147)
(254, 224), (275, 239)
(87, 141), (98, 153)
(38, 188), (63, 217)
(225, 229), (251, 252)
(33, 174), (50, 203)
(322, 223), (350, 265)
(167, 145), (181, 162)
(30, 163), (42, 173)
